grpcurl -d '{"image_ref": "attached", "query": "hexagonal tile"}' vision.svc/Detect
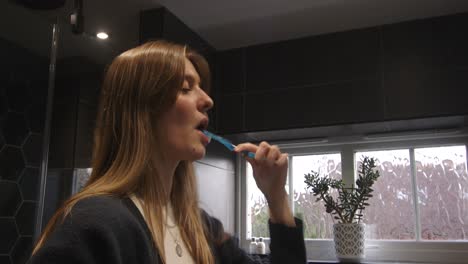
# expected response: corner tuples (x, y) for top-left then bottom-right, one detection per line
(16, 202), (36, 236)
(0, 182), (22, 217)
(6, 80), (32, 113)
(0, 130), (4, 153)
(2, 112), (29, 146)
(25, 102), (46, 133)
(19, 168), (40, 201)
(0, 255), (12, 264)
(11, 236), (32, 264)
(0, 218), (18, 254)
(0, 146), (25, 181)
(0, 84), (7, 119)
(22, 134), (42, 167)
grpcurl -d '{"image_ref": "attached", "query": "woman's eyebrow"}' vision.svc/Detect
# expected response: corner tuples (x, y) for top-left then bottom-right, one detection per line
(184, 73), (200, 85)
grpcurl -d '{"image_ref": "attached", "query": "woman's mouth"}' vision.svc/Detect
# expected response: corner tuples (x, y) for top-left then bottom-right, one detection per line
(198, 130), (210, 145)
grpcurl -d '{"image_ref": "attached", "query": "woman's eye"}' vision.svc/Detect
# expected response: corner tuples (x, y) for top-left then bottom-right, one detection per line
(181, 87), (191, 93)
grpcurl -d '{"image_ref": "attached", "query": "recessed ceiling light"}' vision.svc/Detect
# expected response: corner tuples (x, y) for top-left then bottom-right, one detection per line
(96, 32), (109, 40)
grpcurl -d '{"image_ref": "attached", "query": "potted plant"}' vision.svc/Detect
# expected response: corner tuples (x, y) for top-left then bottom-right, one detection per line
(304, 157), (380, 263)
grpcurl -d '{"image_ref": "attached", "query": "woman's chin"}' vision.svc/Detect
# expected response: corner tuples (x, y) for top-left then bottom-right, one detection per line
(189, 146), (206, 161)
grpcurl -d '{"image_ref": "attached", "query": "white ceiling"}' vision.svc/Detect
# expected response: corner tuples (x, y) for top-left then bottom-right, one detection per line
(1, 0), (468, 64)
(161, 0), (468, 50)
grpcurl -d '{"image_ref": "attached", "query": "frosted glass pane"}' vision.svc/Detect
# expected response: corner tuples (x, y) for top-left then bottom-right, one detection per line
(415, 145), (468, 240)
(72, 168), (92, 194)
(246, 163), (269, 238)
(292, 153), (341, 239)
(356, 150), (415, 240)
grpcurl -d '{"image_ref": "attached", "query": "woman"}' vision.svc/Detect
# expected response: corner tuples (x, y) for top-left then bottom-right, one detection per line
(30, 40), (306, 264)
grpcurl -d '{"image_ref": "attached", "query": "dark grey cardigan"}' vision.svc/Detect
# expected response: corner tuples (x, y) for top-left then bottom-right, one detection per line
(29, 196), (306, 264)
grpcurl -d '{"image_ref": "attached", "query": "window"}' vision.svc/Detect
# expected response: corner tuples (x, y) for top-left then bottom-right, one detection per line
(292, 154), (341, 239)
(415, 146), (468, 240)
(246, 163), (269, 238)
(247, 163), (290, 238)
(355, 149), (416, 240)
(240, 131), (468, 262)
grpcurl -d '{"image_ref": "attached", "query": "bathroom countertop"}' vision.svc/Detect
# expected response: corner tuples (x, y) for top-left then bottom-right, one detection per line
(308, 261), (430, 264)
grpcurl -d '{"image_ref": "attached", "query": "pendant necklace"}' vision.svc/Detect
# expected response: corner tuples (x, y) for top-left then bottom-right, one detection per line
(166, 225), (183, 257)
(165, 204), (183, 258)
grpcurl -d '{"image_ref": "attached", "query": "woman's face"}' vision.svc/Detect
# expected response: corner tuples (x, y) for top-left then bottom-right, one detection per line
(158, 58), (214, 162)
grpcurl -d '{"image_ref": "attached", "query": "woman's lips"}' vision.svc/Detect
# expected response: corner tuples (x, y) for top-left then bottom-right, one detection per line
(198, 130), (210, 145)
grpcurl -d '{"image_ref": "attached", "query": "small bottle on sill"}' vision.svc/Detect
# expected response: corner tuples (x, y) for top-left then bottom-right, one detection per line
(249, 237), (257, 254)
(256, 237), (266, 254)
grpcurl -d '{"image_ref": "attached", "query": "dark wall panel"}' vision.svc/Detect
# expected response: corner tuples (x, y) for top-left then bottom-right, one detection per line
(217, 94), (244, 133)
(245, 28), (381, 92)
(245, 79), (383, 131)
(383, 13), (468, 120)
(216, 12), (468, 134)
(139, 8), (164, 44)
(214, 49), (245, 94)
(74, 103), (97, 168)
(162, 10), (214, 57)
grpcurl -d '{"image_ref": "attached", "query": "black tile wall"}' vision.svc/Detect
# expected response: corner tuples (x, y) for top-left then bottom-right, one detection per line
(6, 81), (32, 113)
(16, 202), (36, 236)
(11, 237), (32, 264)
(2, 112), (28, 146)
(22, 134), (42, 167)
(19, 168), (39, 201)
(0, 255), (12, 264)
(0, 130), (4, 151)
(0, 84), (8, 118)
(0, 146), (25, 181)
(0, 182), (21, 216)
(25, 101), (46, 134)
(0, 37), (47, 263)
(0, 218), (18, 254)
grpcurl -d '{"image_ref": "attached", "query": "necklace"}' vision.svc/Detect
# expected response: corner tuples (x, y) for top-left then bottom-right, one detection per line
(165, 225), (183, 257)
(130, 195), (183, 258)
(165, 205), (183, 258)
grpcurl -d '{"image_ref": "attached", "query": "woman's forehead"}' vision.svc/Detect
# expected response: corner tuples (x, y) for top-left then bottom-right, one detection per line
(184, 58), (200, 83)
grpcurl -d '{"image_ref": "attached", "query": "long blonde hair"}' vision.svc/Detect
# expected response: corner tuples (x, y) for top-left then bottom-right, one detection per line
(33, 40), (215, 264)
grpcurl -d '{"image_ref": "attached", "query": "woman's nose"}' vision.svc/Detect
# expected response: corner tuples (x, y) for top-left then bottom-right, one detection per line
(200, 91), (214, 112)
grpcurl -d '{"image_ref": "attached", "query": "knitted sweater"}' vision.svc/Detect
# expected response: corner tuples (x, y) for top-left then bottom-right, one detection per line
(29, 196), (307, 264)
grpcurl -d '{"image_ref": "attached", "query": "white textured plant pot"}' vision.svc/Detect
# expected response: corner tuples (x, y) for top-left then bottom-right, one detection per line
(333, 223), (365, 263)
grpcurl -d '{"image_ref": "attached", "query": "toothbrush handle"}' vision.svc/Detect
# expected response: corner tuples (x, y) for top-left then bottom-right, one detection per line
(243, 151), (256, 159)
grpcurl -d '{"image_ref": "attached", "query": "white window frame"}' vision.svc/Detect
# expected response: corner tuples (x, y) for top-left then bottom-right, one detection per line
(237, 130), (468, 263)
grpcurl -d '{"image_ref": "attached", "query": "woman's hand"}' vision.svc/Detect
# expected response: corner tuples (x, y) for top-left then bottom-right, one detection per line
(234, 142), (295, 227)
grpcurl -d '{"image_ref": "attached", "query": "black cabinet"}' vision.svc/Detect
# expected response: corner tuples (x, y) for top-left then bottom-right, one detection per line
(245, 28), (380, 92)
(245, 79), (383, 131)
(215, 13), (468, 134)
(383, 13), (468, 120)
(214, 49), (245, 94)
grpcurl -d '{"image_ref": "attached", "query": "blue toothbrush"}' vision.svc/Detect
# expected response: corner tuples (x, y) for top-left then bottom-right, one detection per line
(202, 130), (256, 159)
